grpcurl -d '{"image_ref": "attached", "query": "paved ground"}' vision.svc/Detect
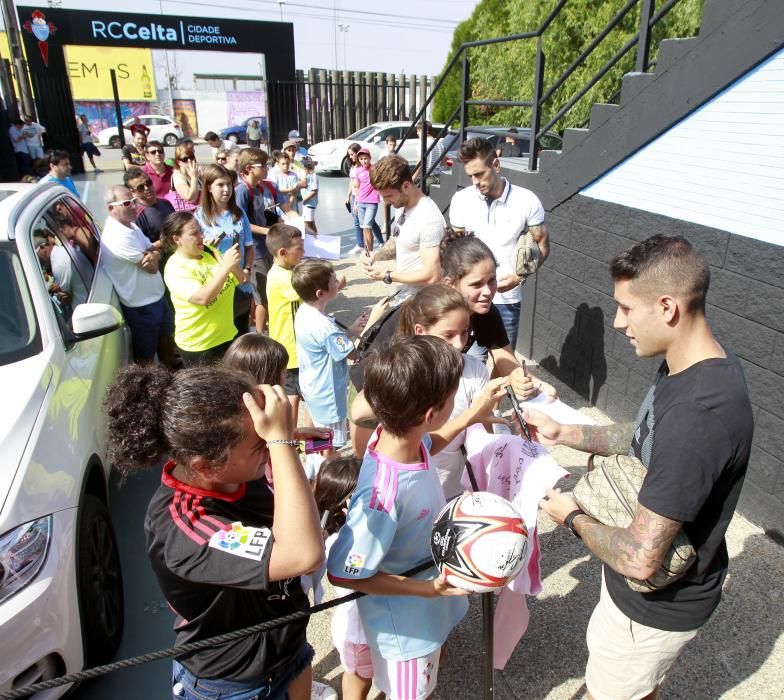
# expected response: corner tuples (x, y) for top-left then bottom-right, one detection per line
(69, 164), (784, 699)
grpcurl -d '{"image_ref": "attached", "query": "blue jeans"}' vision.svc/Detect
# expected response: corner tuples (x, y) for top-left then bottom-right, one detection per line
(350, 196), (363, 247)
(171, 643), (314, 700)
(496, 302), (521, 351)
(356, 202), (384, 246)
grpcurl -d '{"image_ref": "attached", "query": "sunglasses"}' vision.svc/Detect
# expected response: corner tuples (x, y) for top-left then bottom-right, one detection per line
(391, 211), (406, 238)
(132, 181), (153, 192)
(109, 199), (135, 209)
(147, 149), (164, 155)
(216, 157), (228, 162)
(179, 156), (195, 163)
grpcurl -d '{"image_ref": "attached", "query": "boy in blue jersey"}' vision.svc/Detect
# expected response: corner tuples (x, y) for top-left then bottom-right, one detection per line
(327, 335), (470, 700)
(292, 259), (367, 456)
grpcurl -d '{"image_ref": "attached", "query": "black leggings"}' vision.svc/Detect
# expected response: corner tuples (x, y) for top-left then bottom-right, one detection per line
(177, 339), (235, 368)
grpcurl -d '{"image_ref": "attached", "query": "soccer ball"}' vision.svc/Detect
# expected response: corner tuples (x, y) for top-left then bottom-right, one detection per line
(430, 492), (528, 592)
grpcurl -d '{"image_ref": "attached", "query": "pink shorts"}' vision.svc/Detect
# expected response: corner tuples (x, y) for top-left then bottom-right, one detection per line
(339, 640), (373, 680)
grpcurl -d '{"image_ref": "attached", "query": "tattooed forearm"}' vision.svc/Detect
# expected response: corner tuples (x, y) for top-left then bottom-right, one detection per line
(529, 223), (549, 260)
(559, 422), (635, 455)
(372, 237), (397, 261)
(573, 506), (682, 579)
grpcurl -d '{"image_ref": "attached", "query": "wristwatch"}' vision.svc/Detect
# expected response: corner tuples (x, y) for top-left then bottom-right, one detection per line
(383, 270), (393, 285)
(564, 509), (586, 539)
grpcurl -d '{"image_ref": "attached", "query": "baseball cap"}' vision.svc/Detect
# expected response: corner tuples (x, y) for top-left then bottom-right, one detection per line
(283, 140), (297, 150)
(287, 129), (304, 141)
(357, 147), (371, 157)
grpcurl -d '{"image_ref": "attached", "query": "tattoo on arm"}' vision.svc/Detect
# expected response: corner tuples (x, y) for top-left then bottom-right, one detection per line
(529, 223), (549, 260)
(575, 505), (682, 579)
(561, 422), (635, 455)
(372, 237), (397, 261)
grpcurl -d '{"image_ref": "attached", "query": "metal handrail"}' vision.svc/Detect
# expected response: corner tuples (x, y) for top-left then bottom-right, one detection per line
(390, 0), (694, 190)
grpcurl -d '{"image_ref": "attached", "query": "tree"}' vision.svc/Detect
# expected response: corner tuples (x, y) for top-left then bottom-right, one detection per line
(433, 0), (704, 134)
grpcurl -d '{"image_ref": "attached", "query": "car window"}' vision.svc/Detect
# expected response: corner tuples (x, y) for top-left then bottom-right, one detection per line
(539, 134), (562, 150)
(348, 125), (377, 142)
(0, 242), (41, 366)
(32, 197), (100, 324)
(140, 117), (154, 125)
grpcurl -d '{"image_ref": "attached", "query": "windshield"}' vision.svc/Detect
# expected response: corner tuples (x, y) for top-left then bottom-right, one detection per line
(0, 242), (41, 366)
(347, 125), (378, 142)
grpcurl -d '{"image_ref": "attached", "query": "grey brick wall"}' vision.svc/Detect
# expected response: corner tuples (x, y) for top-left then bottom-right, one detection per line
(531, 194), (784, 532)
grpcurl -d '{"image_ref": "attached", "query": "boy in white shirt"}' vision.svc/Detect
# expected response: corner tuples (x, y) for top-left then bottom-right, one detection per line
(292, 260), (367, 453)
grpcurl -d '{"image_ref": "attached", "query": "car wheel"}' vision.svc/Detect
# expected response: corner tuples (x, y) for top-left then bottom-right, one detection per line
(108, 136), (121, 149)
(163, 133), (178, 147)
(341, 156), (351, 176)
(228, 134), (239, 144)
(77, 495), (124, 667)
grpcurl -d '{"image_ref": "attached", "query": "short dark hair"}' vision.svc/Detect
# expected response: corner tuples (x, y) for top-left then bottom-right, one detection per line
(237, 147), (268, 174)
(370, 155), (412, 191)
(123, 165), (148, 188)
(364, 335), (462, 436)
(204, 131), (219, 142)
(439, 229), (497, 282)
(145, 140), (164, 153)
(161, 211), (198, 253)
(458, 137), (496, 165)
(291, 259), (334, 302)
(46, 149), (70, 168)
(222, 334), (289, 385)
(610, 235), (710, 314)
(265, 222), (302, 257)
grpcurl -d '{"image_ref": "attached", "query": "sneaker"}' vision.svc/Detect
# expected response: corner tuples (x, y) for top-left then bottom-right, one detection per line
(348, 244), (363, 256)
(94, 167), (104, 173)
(311, 681), (337, 700)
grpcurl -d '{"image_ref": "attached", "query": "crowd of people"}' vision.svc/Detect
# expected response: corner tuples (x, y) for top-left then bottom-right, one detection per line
(91, 127), (750, 700)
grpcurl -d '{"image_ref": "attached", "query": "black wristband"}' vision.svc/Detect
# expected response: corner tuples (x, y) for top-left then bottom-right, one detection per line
(564, 508), (586, 539)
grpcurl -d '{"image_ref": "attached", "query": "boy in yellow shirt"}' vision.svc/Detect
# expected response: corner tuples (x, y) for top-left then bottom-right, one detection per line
(266, 223), (307, 419)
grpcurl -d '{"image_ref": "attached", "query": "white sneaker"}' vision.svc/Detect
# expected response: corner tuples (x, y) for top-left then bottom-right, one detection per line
(311, 681), (338, 700)
(348, 244), (363, 255)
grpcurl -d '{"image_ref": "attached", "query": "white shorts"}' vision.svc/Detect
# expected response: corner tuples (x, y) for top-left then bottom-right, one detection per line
(585, 573), (700, 700)
(303, 206), (316, 222)
(370, 647), (440, 700)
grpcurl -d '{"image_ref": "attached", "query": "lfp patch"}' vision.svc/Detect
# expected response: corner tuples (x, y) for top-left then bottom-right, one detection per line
(344, 551), (365, 575)
(334, 335), (349, 352)
(209, 522), (271, 561)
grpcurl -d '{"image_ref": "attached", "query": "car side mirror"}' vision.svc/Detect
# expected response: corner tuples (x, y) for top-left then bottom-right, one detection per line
(71, 303), (124, 342)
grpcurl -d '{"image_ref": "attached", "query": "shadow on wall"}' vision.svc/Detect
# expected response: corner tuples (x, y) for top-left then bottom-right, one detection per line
(540, 303), (608, 405)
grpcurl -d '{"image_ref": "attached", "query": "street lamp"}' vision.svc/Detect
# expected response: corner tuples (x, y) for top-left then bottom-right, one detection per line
(338, 23), (350, 72)
(278, 1), (285, 21)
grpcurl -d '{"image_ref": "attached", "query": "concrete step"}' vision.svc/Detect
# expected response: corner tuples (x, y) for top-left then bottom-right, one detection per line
(536, 150), (561, 173)
(700, 0), (742, 36)
(619, 72), (657, 105)
(588, 103), (619, 131)
(655, 37), (700, 73)
(561, 127), (590, 152)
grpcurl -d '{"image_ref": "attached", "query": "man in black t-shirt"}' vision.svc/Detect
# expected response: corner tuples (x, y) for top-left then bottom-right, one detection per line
(124, 166), (174, 245)
(528, 235), (753, 700)
(122, 130), (148, 171)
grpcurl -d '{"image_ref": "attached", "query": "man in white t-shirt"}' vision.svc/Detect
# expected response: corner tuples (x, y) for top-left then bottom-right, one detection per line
(449, 137), (549, 351)
(362, 155), (446, 303)
(102, 185), (174, 366)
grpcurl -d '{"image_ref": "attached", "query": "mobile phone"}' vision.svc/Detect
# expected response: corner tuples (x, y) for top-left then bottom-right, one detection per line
(506, 385), (534, 443)
(305, 436), (333, 454)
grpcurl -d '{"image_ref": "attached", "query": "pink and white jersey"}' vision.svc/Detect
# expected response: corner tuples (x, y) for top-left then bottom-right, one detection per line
(327, 428), (468, 660)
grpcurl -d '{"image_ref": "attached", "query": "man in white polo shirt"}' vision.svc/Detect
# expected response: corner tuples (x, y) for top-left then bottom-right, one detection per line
(449, 137), (549, 351)
(361, 154), (446, 305)
(102, 184), (174, 367)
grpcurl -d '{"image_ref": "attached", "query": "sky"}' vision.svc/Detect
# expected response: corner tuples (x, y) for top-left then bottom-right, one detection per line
(12, 0), (480, 78)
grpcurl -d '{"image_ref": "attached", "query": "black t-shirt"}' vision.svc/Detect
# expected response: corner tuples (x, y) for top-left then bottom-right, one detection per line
(468, 305), (509, 351)
(605, 353), (753, 631)
(121, 144), (146, 167)
(144, 463), (309, 681)
(136, 199), (175, 243)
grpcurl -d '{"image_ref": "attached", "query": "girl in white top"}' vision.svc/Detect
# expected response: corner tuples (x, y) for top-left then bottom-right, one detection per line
(351, 284), (508, 498)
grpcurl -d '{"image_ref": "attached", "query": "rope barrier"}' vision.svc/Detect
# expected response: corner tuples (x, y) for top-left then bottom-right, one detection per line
(0, 560), (435, 700)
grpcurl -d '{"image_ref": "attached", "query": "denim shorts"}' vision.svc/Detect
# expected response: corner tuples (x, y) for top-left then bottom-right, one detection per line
(121, 296), (174, 361)
(171, 643), (314, 700)
(356, 202), (378, 228)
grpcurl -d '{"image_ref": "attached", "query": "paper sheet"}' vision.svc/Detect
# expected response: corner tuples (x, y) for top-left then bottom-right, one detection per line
(521, 393), (597, 425)
(304, 233), (341, 260)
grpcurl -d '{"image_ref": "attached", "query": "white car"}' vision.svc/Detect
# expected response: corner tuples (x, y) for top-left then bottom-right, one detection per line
(308, 121), (433, 175)
(97, 115), (183, 149)
(0, 182), (131, 696)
